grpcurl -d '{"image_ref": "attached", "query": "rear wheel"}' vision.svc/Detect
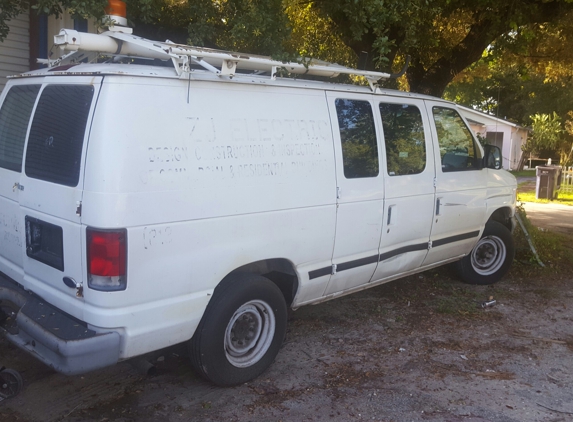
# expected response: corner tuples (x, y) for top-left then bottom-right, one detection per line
(189, 274), (287, 386)
(457, 221), (514, 285)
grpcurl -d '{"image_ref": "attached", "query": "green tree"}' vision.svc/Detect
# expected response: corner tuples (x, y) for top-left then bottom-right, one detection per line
(444, 10), (573, 124)
(0, 0), (30, 40)
(306, 0), (573, 96)
(4, 0), (573, 99)
(519, 112), (563, 169)
(562, 112), (573, 165)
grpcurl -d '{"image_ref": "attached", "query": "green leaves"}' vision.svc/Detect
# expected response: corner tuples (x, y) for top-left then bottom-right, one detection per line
(0, 0), (30, 41)
(527, 112), (563, 156)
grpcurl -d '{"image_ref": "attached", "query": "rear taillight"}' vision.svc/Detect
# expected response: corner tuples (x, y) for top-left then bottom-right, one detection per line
(87, 228), (127, 291)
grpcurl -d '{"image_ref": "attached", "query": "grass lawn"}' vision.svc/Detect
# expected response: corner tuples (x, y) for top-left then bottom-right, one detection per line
(518, 190), (573, 205)
(510, 170), (537, 177)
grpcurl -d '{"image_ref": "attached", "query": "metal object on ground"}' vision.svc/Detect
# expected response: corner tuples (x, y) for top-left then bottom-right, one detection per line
(514, 211), (545, 267)
(481, 299), (497, 308)
(0, 367), (23, 401)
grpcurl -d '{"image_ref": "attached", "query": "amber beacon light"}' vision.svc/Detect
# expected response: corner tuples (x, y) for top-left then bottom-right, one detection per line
(105, 0), (128, 26)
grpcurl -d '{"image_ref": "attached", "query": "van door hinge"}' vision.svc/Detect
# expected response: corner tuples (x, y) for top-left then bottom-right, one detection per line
(336, 187), (341, 199)
(12, 182), (24, 192)
(75, 201), (82, 216)
(331, 264), (337, 275)
(433, 177), (437, 189)
(428, 241), (433, 250)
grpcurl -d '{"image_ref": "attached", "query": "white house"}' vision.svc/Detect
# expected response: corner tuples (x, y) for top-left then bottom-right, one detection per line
(0, 9), (97, 92)
(458, 105), (529, 171)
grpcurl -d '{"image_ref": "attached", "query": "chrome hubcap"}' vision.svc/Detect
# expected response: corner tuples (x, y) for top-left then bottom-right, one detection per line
(471, 235), (506, 275)
(224, 300), (275, 368)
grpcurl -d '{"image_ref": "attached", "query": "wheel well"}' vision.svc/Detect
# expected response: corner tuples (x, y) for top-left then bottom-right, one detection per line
(488, 207), (513, 231)
(224, 259), (299, 307)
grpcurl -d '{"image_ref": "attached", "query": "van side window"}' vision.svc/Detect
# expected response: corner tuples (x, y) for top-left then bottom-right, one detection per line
(432, 107), (481, 172)
(335, 99), (379, 178)
(25, 85), (94, 187)
(379, 103), (426, 176)
(0, 85), (40, 172)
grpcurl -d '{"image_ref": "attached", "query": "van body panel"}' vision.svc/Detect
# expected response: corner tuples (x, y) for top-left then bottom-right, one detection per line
(79, 77), (337, 332)
(84, 77), (335, 216)
(485, 168), (517, 222)
(0, 168), (24, 283)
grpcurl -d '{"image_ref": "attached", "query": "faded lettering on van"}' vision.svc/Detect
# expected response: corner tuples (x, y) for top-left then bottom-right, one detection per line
(185, 117), (332, 182)
(198, 165), (225, 176)
(188, 117), (217, 143)
(230, 162), (286, 178)
(143, 226), (172, 250)
(188, 117), (330, 145)
(140, 167), (188, 185)
(258, 119), (272, 142)
(290, 159), (329, 175)
(274, 142), (321, 157)
(231, 119), (248, 142)
(148, 146), (189, 163)
(0, 211), (22, 248)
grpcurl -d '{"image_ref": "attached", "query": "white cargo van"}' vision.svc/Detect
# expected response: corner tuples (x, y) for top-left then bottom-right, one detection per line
(0, 25), (516, 386)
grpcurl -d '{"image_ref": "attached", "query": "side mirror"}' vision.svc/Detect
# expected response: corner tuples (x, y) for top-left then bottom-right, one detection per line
(483, 145), (502, 170)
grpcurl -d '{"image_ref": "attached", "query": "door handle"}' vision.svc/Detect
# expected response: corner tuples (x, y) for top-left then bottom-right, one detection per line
(436, 198), (441, 215)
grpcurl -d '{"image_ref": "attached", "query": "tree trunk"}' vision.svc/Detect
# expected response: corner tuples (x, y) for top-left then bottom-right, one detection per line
(319, 1), (569, 98)
(517, 152), (529, 171)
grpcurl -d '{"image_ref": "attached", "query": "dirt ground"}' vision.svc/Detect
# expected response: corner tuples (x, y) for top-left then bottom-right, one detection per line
(2, 213), (573, 422)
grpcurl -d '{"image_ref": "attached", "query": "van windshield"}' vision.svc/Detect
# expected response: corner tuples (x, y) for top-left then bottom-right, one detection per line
(25, 85), (94, 187)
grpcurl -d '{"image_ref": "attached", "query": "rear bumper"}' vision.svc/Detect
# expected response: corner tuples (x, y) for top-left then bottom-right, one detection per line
(0, 273), (120, 375)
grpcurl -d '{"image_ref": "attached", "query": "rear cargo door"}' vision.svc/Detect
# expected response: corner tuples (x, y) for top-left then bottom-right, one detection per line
(18, 78), (101, 308)
(0, 83), (41, 283)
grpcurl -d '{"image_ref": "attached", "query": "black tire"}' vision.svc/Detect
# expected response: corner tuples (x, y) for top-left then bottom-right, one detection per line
(189, 274), (287, 386)
(457, 221), (514, 285)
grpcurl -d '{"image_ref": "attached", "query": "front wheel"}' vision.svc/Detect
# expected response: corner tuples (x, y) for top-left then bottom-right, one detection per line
(457, 221), (514, 285)
(189, 274), (287, 386)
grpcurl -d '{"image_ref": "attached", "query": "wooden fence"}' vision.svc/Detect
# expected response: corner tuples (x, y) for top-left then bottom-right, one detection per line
(561, 166), (573, 193)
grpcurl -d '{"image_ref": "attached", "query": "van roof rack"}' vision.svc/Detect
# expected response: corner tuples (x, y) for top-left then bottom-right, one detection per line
(49, 29), (397, 91)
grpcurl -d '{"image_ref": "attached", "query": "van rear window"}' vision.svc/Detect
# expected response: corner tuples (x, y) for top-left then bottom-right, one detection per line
(0, 85), (40, 172)
(25, 85), (94, 187)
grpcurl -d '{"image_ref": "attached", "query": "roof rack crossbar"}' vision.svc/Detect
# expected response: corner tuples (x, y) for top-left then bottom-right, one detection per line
(53, 29), (394, 89)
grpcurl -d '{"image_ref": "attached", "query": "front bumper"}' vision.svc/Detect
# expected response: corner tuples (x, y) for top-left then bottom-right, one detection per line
(0, 273), (120, 375)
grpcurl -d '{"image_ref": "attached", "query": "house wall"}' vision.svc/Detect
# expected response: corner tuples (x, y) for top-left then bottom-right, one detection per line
(47, 15), (97, 59)
(0, 11), (97, 92)
(0, 13), (30, 92)
(509, 127), (527, 170)
(460, 107), (528, 171)
(484, 125), (512, 170)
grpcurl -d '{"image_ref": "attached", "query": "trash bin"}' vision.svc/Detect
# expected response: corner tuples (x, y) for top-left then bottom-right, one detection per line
(536, 165), (562, 199)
